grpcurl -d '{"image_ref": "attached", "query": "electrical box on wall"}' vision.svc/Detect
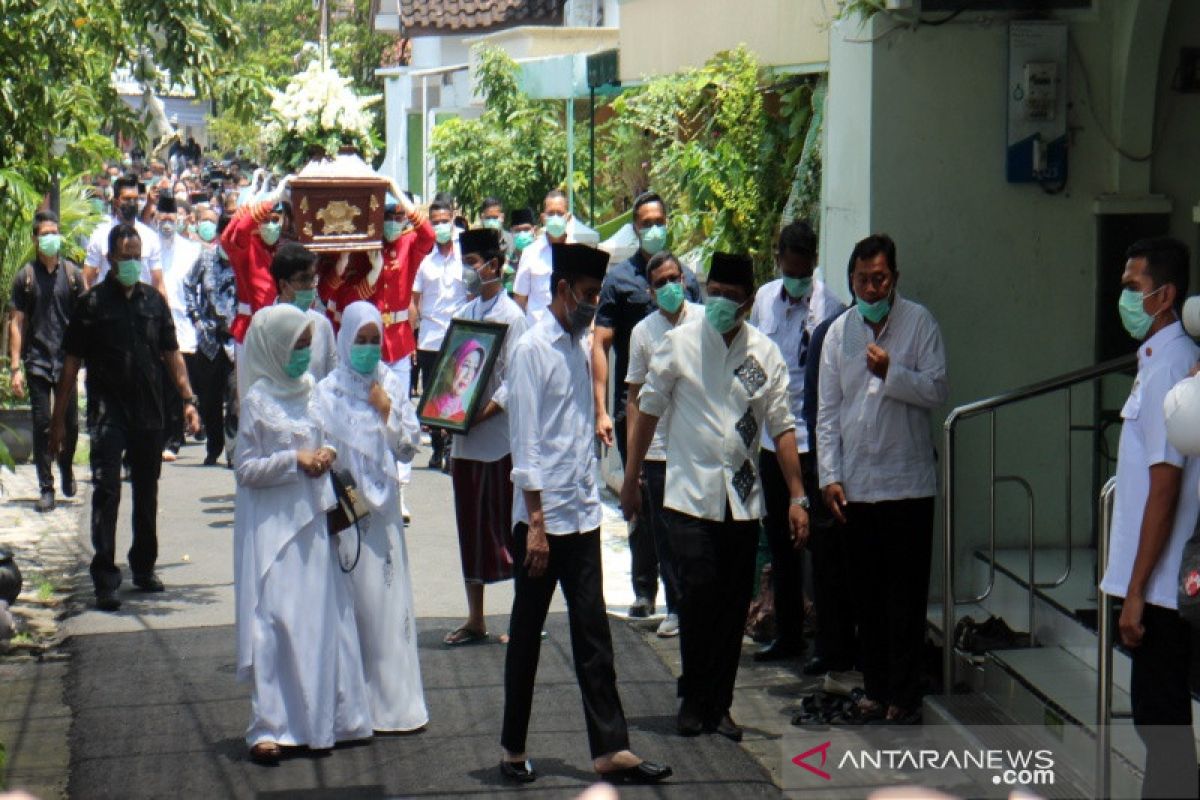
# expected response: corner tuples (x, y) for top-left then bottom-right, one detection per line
(1006, 21), (1068, 184)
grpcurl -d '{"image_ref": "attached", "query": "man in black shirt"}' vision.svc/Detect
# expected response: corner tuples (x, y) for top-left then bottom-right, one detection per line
(592, 192), (702, 618)
(50, 224), (200, 612)
(7, 211), (86, 512)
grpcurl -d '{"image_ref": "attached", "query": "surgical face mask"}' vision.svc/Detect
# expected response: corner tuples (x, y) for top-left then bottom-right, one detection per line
(383, 220), (404, 242)
(655, 281), (685, 314)
(567, 287), (598, 336)
(259, 221), (281, 246)
(349, 343), (381, 375)
(1119, 286), (1167, 340)
(513, 230), (534, 251)
(434, 222), (453, 244)
(482, 217), (503, 231)
(290, 288), (316, 311)
(638, 224), (668, 256)
(117, 200), (138, 222)
(197, 220), (218, 243)
(159, 220), (176, 239)
(284, 346), (311, 378)
(115, 259), (141, 287)
(89, 198), (107, 215)
(856, 294), (891, 324)
(782, 275), (812, 299)
(37, 233), (62, 258)
(544, 214), (567, 239)
(704, 296), (743, 334)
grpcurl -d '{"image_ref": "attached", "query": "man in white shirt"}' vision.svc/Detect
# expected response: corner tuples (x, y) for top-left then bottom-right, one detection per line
(817, 234), (948, 724)
(623, 251), (704, 638)
(156, 195), (203, 461)
(85, 174), (164, 294)
(502, 242), (671, 786)
(413, 199), (465, 471)
(1101, 237), (1199, 798)
(748, 220), (845, 666)
(621, 252), (810, 742)
(444, 229), (528, 647)
(512, 189), (572, 324)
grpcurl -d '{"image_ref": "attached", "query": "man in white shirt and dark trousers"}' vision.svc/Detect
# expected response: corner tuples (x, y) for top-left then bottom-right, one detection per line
(748, 220), (845, 663)
(817, 234), (948, 724)
(84, 174), (164, 294)
(1101, 237), (1199, 798)
(621, 252), (810, 741)
(623, 251), (705, 638)
(156, 194), (202, 460)
(502, 243), (671, 786)
(413, 200), (464, 472)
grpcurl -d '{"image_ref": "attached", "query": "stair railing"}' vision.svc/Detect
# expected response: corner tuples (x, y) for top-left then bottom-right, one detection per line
(941, 354), (1136, 695)
(1095, 476), (1117, 799)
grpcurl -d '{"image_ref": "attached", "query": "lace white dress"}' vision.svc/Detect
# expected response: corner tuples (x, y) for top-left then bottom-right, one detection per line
(233, 384), (373, 748)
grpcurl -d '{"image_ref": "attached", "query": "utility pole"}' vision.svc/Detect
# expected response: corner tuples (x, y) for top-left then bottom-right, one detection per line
(318, 0), (330, 69)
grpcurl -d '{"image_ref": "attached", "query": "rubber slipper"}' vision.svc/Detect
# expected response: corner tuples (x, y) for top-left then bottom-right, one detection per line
(443, 626), (488, 646)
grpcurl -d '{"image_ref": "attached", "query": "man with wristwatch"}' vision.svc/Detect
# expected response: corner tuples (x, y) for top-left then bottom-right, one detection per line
(50, 223), (201, 612)
(620, 252), (809, 742)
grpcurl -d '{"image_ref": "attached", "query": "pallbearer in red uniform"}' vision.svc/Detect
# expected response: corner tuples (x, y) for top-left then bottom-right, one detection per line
(221, 179), (292, 345)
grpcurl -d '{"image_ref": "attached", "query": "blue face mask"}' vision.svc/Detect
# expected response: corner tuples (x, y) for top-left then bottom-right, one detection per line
(638, 224), (667, 256)
(383, 220), (404, 242)
(1118, 286), (1166, 340)
(544, 214), (567, 238)
(856, 295), (891, 324)
(704, 296), (742, 334)
(481, 217), (503, 231)
(284, 346), (311, 378)
(655, 281), (685, 314)
(349, 343), (381, 375)
(434, 222), (453, 244)
(513, 230), (535, 251)
(259, 221), (281, 246)
(116, 259), (141, 287)
(197, 220), (218, 243)
(782, 276), (812, 299)
(290, 288), (316, 311)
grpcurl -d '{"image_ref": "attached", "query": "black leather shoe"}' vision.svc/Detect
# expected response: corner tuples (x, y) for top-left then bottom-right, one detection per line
(427, 454), (442, 471)
(96, 591), (121, 612)
(708, 713), (743, 742)
(133, 573), (165, 592)
(753, 639), (805, 662)
(628, 597), (655, 618)
(204, 454), (220, 466)
(35, 491), (55, 513)
(677, 700), (704, 737)
(499, 759), (537, 783)
(598, 761), (673, 785)
(61, 470), (76, 498)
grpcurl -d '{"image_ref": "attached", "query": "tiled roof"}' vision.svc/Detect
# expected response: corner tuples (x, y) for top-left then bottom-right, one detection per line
(400, 0), (564, 35)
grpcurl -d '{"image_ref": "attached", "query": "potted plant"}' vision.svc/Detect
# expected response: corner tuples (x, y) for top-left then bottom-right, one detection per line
(0, 357), (32, 465)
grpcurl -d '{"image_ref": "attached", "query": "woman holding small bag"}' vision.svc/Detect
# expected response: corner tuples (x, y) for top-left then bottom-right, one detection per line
(315, 300), (428, 733)
(233, 303), (372, 764)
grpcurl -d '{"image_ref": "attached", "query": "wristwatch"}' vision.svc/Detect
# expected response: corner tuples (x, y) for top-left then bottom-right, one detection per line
(183, 395), (200, 407)
(790, 496), (810, 509)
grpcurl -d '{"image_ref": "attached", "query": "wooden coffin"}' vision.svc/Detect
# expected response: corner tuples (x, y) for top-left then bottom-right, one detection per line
(290, 176), (387, 253)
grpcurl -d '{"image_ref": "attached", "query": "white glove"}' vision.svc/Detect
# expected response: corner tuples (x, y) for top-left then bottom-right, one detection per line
(269, 174), (293, 204)
(366, 250), (383, 287)
(250, 168), (266, 194)
(335, 251), (350, 277)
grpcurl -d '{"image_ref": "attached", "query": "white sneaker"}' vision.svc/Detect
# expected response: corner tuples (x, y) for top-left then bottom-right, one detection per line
(161, 450), (177, 463)
(656, 613), (680, 638)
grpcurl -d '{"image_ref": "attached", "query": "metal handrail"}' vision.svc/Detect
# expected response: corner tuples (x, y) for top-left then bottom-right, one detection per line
(941, 354), (1136, 694)
(1096, 476), (1117, 799)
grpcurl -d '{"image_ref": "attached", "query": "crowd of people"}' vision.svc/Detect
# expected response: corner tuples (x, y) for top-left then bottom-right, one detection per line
(18, 149), (1198, 793)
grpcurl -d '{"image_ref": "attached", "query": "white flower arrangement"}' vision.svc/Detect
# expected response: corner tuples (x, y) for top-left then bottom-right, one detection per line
(262, 62), (382, 171)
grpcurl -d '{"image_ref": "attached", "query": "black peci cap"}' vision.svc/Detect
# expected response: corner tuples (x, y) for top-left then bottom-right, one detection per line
(551, 242), (609, 281)
(459, 228), (502, 258)
(156, 194), (178, 214)
(707, 252), (754, 291)
(510, 208), (535, 227)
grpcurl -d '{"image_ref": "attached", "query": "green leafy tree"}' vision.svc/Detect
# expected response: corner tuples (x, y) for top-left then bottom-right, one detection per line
(598, 47), (819, 279)
(0, 0), (240, 185)
(431, 47), (567, 217)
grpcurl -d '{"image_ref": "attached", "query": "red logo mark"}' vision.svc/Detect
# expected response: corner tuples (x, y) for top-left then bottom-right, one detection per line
(1186, 571), (1200, 597)
(792, 741), (833, 780)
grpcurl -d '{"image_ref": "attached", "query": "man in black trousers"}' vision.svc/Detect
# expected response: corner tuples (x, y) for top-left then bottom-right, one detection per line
(501, 242), (671, 786)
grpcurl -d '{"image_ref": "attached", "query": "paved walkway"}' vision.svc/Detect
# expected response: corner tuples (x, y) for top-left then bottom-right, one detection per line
(0, 439), (840, 799)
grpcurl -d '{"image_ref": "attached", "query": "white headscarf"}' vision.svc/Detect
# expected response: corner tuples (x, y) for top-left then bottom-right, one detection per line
(240, 304), (314, 401)
(315, 301), (401, 511)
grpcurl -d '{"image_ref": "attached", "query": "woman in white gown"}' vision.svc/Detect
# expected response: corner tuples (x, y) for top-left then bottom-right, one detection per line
(233, 304), (373, 764)
(314, 301), (428, 732)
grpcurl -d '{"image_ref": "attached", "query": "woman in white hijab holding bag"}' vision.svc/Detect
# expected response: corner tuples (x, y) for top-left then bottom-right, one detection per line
(234, 303), (373, 764)
(315, 300), (428, 733)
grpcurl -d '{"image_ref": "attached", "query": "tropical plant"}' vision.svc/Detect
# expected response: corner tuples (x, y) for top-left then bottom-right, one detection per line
(261, 62), (382, 171)
(600, 47), (820, 279)
(431, 47), (568, 216)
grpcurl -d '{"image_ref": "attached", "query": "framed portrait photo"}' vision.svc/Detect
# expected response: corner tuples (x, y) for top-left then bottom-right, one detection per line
(417, 319), (508, 434)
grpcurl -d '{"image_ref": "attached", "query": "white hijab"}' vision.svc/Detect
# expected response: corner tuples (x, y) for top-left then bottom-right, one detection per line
(241, 305), (314, 401)
(316, 301), (401, 512)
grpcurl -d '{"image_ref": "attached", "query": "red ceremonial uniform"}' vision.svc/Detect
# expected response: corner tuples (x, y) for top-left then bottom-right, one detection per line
(221, 200), (279, 343)
(317, 252), (372, 331)
(375, 219), (435, 364)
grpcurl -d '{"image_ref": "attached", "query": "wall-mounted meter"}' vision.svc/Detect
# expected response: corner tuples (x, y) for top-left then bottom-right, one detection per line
(1007, 22), (1068, 183)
